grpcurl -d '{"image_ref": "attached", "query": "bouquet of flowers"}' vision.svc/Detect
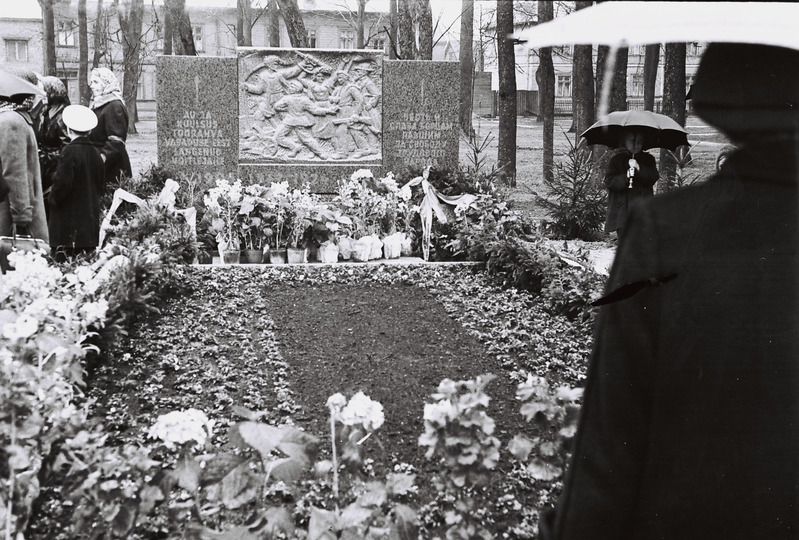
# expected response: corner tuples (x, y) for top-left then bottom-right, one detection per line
(238, 184), (269, 250)
(262, 181), (290, 249)
(283, 185), (317, 249)
(203, 178), (243, 252)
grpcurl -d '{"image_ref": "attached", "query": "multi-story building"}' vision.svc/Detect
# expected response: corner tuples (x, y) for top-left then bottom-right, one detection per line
(1, 0), (389, 108)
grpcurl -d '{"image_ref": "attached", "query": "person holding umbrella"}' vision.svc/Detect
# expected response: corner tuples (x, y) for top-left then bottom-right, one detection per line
(539, 42), (799, 540)
(602, 127), (659, 235)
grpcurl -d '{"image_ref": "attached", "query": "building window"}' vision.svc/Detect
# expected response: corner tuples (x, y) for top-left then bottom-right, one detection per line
(553, 45), (572, 57)
(307, 29), (317, 48)
(631, 74), (644, 96)
(371, 38), (386, 51)
(631, 45), (645, 56)
(193, 25), (204, 52)
(154, 22), (164, 51)
(556, 75), (572, 97)
(56, 21), (76, 47)
(339, 30), (354, 49)
(687, 42), (700, 56)
(686, 74), (696, 94)
(5, 40), (28, 62)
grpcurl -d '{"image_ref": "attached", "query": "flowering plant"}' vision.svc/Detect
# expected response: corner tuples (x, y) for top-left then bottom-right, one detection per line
(283, 185), (317, 249)
(335, 169), (412, 237)
(147, 408), (215, 450)
(238, 184), (270, 250)
(260, 181), (290, 249)
(203, 178), (243, 251)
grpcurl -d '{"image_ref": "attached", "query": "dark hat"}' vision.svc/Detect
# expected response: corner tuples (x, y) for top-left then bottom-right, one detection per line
(691, 43), (799, 134)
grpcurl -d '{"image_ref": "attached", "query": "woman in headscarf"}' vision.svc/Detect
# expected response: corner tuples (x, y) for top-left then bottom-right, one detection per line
(37, 76), (70, 218)
(88, 67), (132, 192)
(0, 70), (49, 243)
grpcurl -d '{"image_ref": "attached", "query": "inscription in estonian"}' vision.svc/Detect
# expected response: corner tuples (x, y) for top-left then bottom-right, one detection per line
(162, 110), (230, 167)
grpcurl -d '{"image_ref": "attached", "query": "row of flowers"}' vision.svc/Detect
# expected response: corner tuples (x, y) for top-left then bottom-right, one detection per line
(202, 170), (417, 263)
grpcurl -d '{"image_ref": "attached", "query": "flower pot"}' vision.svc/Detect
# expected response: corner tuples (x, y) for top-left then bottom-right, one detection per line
(287, 247), (308, 264)
(241, 249), (264, 264)
(382, 234), (402, 259)
(368, 235), (384, 260)
(318, 241), (339, 264)
(269, 248), (287, 265)
(221, 250), (241, 264)
(338, 236), (354, 260)
(351, 238), (371, 262)
(307, 244), (319, 262)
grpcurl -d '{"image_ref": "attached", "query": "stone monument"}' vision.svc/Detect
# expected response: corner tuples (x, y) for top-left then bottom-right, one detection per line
(157, 50), (459, 193)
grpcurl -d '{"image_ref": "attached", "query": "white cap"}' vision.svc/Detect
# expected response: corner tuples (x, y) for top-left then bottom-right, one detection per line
(62, 104), (98, 132)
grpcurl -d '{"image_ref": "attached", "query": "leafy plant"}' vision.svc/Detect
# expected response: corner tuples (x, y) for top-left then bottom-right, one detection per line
(536, 135), (607, 240)
(662, 143), (705, 191)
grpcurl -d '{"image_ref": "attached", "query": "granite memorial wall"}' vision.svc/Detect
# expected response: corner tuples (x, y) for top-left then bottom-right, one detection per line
(157, 49), (458, 193)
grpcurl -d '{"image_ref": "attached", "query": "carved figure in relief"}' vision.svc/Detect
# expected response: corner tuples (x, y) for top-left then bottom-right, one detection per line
(298, 65), (341, 140)
(241, 55), (308, 130)
(273, 81), (339, 159)
(351, 59), (382, 140)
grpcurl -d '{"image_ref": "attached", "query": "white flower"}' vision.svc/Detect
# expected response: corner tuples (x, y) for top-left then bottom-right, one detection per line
(79, 299), (109, 327)
(326, 392), (347, 413)
(270, 181), (290, 198)
(351, 169), (374, 181)
(74, 266), (94, 285)
(410, 204), (421, 214)
(339, 391), (384, 431)
(423, 399), (456, 425)
(148, 408), (214, 450)
(3, 313), (39, 341)
(380, 175), (399, 192)
(398, 185), (413, 202)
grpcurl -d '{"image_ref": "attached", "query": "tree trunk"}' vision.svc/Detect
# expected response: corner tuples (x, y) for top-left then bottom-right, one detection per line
(267, 0), (280, 47)
(417, 0), (432, 60)
(116, 0), (144, 134)
(643, 43), (659, 111)
(398, 0), (415, 59)
(92, 0), (104, 67)
(78, 0), (90, 106)
(536, 1), (554, 185)
(595, 45), (607, 117)
(276, 0), (308, 48)
(163, 5), (173, 55)
(237, 0), (253, 46)
(458, 0), (474, 135)
(658, 42), (686, 192)
(570, 1), (593, 135)
(497, 0), (517, 186)
(356, 0), (366, 49)
(610, 46), (628, 112)
(39, 0), (57, 76)
(389, 0), (398, 59)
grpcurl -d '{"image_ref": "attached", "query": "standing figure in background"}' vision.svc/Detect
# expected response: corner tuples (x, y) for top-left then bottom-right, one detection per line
(89, 67), (132, 192)
(48, 105), (104, 261)
(37, 76), (71, 218)
(0, 70), (49, 243)
(603, 128), (658, 235)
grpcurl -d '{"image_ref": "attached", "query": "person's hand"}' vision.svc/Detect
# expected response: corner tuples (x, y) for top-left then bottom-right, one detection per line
(101, 154), (107, 163)
(628, 158), (640, 171)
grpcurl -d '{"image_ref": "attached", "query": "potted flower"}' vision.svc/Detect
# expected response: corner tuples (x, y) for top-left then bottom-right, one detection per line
(203, 178), (243, 264)
(262, 181), (290, 264)
(310, 205), (353, 263)
(238, 184), (269, 263)
(283, 186), (316, 264)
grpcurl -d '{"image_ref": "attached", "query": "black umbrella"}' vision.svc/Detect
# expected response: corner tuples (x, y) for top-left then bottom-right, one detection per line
(0, 70), (44, 101)
(580, 110), (689, 151)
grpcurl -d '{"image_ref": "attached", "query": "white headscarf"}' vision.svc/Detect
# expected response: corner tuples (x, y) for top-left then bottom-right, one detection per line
(89, 67), (124, 109)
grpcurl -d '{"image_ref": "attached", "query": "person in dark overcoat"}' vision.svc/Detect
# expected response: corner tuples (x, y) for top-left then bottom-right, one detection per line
(538, 43), (799, 540)
(88, 67), (131, 192)
(37, 76), (70, 218)
(48, 105), (104, 261)
(603, 128), (659, 234)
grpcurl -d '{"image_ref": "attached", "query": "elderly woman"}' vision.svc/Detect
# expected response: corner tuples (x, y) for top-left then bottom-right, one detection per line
(0, 70), (49, 243)
(88, 67), (132, 191)
(37, 76), (71, 216)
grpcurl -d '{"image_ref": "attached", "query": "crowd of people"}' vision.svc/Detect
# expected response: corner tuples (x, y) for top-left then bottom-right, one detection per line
(0, 66), (131, 263)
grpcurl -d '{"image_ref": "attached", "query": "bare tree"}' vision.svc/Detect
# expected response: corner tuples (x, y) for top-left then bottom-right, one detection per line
(536, 1), (554, 184)
(459, 0), (474, 135)
(164, 0), (197, 55)
(115, 0), (144, 133)
(78, 0), (90, 105)
(163, 4), (173, 55)
(417, 0), (432, 60)
(610, 46), (629, 112)
(497, 0), (517, 186)
(237, 0), (253, 46)
(276, 0), (308, 48)
(388, 0), (398, 58)
(397, 0), (415, 58)
(356, 0), (366, 48)
(658, 42), (686, 192)
(267, 0), (280, 47)
(38, 0), (57, 76)
(643, 44), (659, 111)
(92, 0), (106, 68)
(570, 1), (593, 137)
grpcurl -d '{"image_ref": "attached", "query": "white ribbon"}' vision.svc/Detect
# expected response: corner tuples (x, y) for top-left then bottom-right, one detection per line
(403, 165), (476, 261)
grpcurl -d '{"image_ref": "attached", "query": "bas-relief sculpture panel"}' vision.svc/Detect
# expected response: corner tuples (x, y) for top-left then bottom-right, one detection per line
(238, 48), (383, 164)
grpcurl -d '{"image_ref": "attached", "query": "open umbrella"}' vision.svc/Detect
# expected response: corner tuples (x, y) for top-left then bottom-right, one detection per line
(512, 2), (799, 51)
(581, 110), (689, 151)
(0, 70), (44, 101)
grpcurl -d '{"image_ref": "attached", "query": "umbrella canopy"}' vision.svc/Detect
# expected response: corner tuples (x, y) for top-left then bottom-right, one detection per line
(0, 70), (44, 101)
(581, 110), (689, 151)
(513, 2), (799, 51)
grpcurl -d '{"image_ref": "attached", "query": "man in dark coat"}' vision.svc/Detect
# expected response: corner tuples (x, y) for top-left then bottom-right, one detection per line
(539, 43), (799, 540)
(49, 105), (105, 260)
(603, 128), (659, 234)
